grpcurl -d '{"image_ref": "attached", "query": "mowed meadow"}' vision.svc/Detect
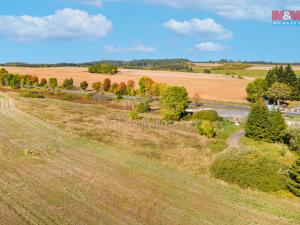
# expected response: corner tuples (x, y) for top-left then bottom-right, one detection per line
(0, 91), (299, 225)
(4, 66), (250, 103)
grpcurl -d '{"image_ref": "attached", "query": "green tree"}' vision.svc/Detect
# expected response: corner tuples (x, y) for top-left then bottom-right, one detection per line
(10, 75), (21, 89)
(49, 78), (58, 89)
(160, 85), (188, 122)
(88, 64), (118, 74)
(275, 65), (285, 84)
(245, 100), (270, 141)
(139, 76), (154, 95)
(284, 64), (298, 87)
(287, 158), (300, 197)
(196, 120), (215, 138)
(267, 110), (287, 143)
(267, 82), (292, 107)
(265, 68), (276, 87)
(63, 78), (74, 90)
(80, 81), (88, 91)
(246, 78), (268, 102)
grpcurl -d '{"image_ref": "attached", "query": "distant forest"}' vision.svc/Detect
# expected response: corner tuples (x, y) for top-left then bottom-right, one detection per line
(1, 59), (194, 72)
(2, 59), (300, 72)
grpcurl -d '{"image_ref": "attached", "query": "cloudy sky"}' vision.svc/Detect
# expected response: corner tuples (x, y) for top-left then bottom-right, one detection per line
(0, 0), (300, 63)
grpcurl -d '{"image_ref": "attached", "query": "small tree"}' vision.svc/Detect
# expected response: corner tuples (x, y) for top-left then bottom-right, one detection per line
(160, 85), (188, 122)
(267, 110), (287, 143)
(265, 68), (276, 88)
(49, 78), (58, 89)
(39, 78), (47, 87)
(10, 75), (21, 89)
(267, 82), (292, 107)
(103, 78), (111, 91)
(196, 120), (215, 138)
(117, 82), (127, 95)
(139, 76), (154, 95)
(287, 158), (300, 197)
(80, 81), (88, 91)
(63, 78), (74, 90)
(92, 82), (101, 92)
(245, 99), (270, 141)
(246, 78), (268, 103)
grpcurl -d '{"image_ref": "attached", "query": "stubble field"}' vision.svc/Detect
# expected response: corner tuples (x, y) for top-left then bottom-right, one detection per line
(4, 67), (250, 103)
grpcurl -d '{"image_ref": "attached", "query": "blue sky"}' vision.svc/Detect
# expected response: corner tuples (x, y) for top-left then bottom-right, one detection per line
(1, 0), (300, 63)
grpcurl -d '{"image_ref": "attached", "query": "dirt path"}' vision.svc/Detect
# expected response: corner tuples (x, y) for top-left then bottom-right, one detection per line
(0, 93), (299, 225)
(226, 129), (245, 149)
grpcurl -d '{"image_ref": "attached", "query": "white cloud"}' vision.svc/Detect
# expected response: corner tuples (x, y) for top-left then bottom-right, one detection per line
(70, 0), (102, 7)
(163, 18), (232, 39)
(0, 8), (112, 41)
(195, 42), (225, 52)
(102, 0), (297, 21)
(105, 44), (155, 53)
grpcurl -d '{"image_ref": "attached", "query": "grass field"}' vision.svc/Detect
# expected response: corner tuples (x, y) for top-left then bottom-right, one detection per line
(193, 64), (300, 79)
(1, 92), (300, 225)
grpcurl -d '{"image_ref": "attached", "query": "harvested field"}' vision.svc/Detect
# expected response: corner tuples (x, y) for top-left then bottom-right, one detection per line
(3, 67), (250, 103)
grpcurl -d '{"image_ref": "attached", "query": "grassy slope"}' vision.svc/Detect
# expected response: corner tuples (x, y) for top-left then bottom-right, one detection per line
(0, 93), (300, 225)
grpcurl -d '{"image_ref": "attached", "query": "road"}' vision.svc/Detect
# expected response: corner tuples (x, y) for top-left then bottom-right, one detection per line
(190, 103), (300, 119)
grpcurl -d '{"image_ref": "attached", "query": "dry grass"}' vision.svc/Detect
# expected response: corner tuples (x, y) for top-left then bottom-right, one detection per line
(4, 66), (250, 103)
(1, 93), (300, 225)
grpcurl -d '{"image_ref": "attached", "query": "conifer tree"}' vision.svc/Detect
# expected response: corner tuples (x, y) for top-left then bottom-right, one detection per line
(265, 68), (276, 87)
(267, 110), (287, 143)
(245, 99), (270, 141)
(284, 64), (298, 87)
(287, 158), (300, 197)
(275, 65), (285, 83)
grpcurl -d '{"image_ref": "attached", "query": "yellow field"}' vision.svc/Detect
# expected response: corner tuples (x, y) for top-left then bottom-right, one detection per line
(4, 67), (251, 103)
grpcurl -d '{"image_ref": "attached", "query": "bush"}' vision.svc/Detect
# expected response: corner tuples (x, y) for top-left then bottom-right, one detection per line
(88, 64), (118, 74)
(10, 75), (21, 89)
(63, 78), (74, 90)
(80, 81), (88, 91)
(92, 82), (101, 92)
(49, 78), (58, 89)
(134, 101), (150, 113)
(211, 150), (287, 192)
(151, 83), (168, 96)
(103, 78), (111, 91)
(160, 85), (188, 122)
(192, 110), (219, 122)
(196, 120), (216, 138)
(286, 128), (300, 152)
(203, 69), (211, 74)
(129, 110), (141, 120)
(21, 90), (45, 98)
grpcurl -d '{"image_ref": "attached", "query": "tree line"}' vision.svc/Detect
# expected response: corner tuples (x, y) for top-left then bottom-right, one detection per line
(247, 65), (300, 104)
(2, 59), (194, 72)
